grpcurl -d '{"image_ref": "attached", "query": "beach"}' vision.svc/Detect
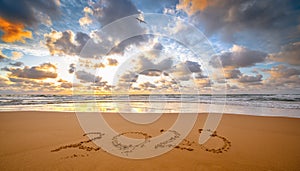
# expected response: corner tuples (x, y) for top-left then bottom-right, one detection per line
(0, 111), (299, 171)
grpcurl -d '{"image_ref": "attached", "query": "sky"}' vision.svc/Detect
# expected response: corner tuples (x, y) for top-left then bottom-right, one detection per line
(0, 0), (299, 94)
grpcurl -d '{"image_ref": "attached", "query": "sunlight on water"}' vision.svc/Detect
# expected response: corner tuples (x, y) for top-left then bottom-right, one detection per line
(0, 94), (299, 118)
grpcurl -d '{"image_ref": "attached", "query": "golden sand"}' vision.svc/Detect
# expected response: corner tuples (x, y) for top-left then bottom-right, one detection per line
(0, 111), (299, 170)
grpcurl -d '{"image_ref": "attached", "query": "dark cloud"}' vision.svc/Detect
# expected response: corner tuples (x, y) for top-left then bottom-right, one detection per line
(210, 45), (267, 68)
(45, 30), (90, 56)
(84, 0), (148, 56)
(75, 70), (102, 83)
(128, 59), (205, 81)
(138, 81), (157, 90)
(226, 84), (239, 90)
(153, 43), (164, 51)
(119, 72), (139, 83)
(60, 82), (72, 89)
(0, 0), (60, 26)
(264, 65), (300, 88)
(45, 0), (148, 58)
(225, 69), (242, 79)
(91, 0), (139, 26)
(185, 61), (202, 73)
(9, 61), (24, 67)
(140, 69), (163, 76)
(68, 63), (76, 74)
(6, 63), (57, 79)
(266, 65), (300, 78)
(109, 35), (148, 55)
(93, 81), (112, 91)
(195, 78), (212, 88)
(170, 60), (205, 81)
(137, 56), (174, 72)
(9, 77), (36, 83)
(270, 42), (300, 66)
(189, 0), (299, 42)
(194, 72), (207, 79)
(238, 74), (263, 83)
(114, 71), (139, 91)
(1, 66), (10, 71)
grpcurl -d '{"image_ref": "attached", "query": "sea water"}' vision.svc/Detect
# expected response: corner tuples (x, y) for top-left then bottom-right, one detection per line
(0, 94), (299, 118)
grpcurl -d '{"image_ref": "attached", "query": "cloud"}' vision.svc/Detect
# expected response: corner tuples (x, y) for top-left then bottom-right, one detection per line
(94, 63), (105, 68)
(210, 45), (267, 68)
(1, 76), (67, 94)
(195, 78), (212, 88)
(0, 17), (32, 43)
(68, 63), (76, 74)
(0, 51), (8, 62)
(176, 0), (208, 15)
(0, 0), (60, 26)
(6, 63), (57, 79)
(114, 71), (139, 91)
(0, 76), (9, 87)
(9, 61), (24, 67)
(79, 16), (92, 27)
(140, 69), (163, 77)
(266, 65), (300, 78)
(1, 67), (10, 72)
(85, 0), (147, 56)
(75, 70), (102, 83)
(107, 58), (118, 66)
(270, 42), (300, 66)
(60, 82), (72, 89)
(226, 84), (239, 90)
(91, 0), (139, 26)
(238, 74), (263, 84)
(187, 0), (299, 42)
(224, 69), (242, 79)
(138, 82), (157, 90)
(0, 43), (50, 57)
(109, 36), (148, 55)
(0, 50), (23, 64)
(79, 7), (93, 27)
(11, 51), (23, 60)
(83, 6), (93, 14)
(137, 56), (173, 72)
(119, 72), (139, 83)
(171, 60), (204, 81)
(135, 56), (205, 81)
(58, 79), (80, 89)
(184, 60), (202, 73)
(263, 65), (300, 89)
(44, 30), (90, 56)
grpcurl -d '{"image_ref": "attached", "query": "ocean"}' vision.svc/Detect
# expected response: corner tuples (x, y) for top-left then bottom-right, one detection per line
(0, 94), (299, 118)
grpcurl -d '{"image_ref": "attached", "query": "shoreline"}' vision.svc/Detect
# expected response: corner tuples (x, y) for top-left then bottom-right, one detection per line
(0, 109), (299, 119)
(0, 111), (300, 170)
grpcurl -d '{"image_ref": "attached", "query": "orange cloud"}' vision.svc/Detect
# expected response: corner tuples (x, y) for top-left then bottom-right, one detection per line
(0, 17), (32, 43)
(176, 0), (208, 15)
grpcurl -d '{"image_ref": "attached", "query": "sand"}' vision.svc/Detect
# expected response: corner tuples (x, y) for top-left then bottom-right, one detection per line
(0, 111), (300, 171)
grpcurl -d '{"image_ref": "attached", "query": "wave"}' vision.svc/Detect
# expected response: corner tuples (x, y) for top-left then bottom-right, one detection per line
(0, 94), (299, 110)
